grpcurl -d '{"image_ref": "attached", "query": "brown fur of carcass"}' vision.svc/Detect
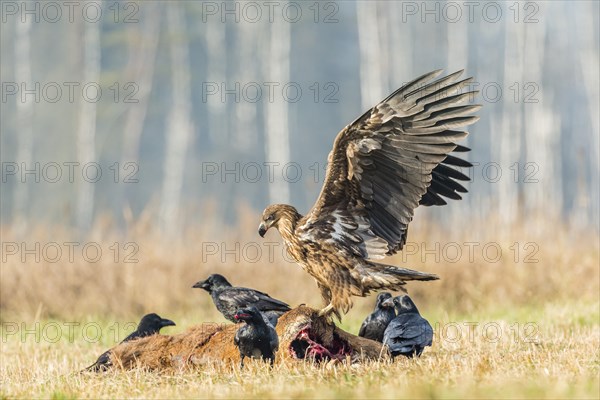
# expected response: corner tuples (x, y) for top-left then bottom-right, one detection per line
(102, 306), (388, 372)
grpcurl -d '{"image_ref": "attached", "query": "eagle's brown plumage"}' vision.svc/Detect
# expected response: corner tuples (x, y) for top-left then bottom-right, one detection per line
(258, 70), (481, 318)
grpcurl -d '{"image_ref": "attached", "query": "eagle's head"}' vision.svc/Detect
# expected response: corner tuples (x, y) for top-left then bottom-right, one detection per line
(258, 204), (300, 237)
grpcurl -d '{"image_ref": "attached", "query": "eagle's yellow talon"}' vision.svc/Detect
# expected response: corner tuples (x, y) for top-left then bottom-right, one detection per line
(317, 304), (333, 316)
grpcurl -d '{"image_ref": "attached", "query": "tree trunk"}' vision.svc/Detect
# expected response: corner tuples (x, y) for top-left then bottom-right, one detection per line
(13, 16), (33, 235)
(204, 10), (227, 148)
(121, 3), (160, 166)
(496, 16), (525, 231)
(263, 15), (291, 205)
(233, 22), (259, 152)
(76, 19), (101, 232)
(356, 1), (384, 111)
(120, 3), (161, 225)
(159, 3), (193, 237)
(388, 1), (412, 86)
(522, 14), (558, 230)
(573, 1), (599, 229)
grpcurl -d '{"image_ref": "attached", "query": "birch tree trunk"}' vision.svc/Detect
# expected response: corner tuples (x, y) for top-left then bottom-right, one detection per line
(446, 22), (468, 73)
(159, 4), (193, 237)
(573, 1), (599, 229)
(356, 1), (384, 111)
(13, 16), (33, 235)
(496, 17), (525, 230)
(204, 12), (227, 147)
(76, 19), (101, 232)
(376, 5), (390, 94)
(522, 15), (559, 229)
(119, 3), (161, 224)
(388, 1), (412, 87)
(121, 2), (160, 166)
(263, 13), (291, 205)
(233, 22), (259, 152)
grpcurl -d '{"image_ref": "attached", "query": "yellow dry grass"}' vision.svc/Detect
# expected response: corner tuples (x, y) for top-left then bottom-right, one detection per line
(1, 301), (598, 399)
(1, 211), (599, 398)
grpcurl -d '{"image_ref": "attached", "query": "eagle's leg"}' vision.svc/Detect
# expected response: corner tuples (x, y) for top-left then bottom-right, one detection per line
(317, 303), (335, 317)
(316, 282), (335, 317)
(318, 304), (342, 322)
(315, 280), (343, 320)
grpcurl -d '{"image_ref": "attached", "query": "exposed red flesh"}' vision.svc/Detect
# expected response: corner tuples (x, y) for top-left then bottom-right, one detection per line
(289, 325), (351, 362)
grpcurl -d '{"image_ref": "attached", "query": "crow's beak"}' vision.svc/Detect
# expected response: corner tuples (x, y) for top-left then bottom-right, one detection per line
(234, 312), (251, 322)
(192, 280), (209, 290)
(161, 319), (176, 327)
(258, 222), (267, 237)
(381, 298), (394, 308)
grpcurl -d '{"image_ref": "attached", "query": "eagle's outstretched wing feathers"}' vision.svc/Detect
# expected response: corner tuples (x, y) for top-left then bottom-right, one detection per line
(300, 70), (480, 258)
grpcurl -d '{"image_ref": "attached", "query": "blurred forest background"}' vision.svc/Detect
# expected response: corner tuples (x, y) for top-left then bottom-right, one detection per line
(1, 0), (598, 236)
(0, 1), (598, 321)
(1, 4), (599, 399)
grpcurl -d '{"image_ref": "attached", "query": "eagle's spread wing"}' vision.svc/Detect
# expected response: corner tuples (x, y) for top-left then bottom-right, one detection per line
(300, 70), (480, 258)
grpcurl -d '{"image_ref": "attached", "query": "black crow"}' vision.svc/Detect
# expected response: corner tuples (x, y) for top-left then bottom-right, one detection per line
(358, 292), (396, 342)
(84, 313), (175, 372)
(383, 295), (433, 357)
(193, 274), (290, 325)
(233, 306), (279, 368)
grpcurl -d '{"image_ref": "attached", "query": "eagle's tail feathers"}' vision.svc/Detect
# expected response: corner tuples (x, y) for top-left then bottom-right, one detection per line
(360, 262), (438, 292)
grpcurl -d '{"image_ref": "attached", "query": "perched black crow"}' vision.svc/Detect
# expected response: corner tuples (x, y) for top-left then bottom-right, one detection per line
(358, 292), (396, 342)
(233, 306), (279, 368)
(193, 274), (290, 325)
(383, 295), (433, 358)
(84, 313), (175, 372)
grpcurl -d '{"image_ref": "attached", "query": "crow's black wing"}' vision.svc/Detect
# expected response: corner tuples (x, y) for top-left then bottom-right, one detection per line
(384, 314), (433, 347)
(358, 313), (374, 337)
(83, 350), (112, 372)
(122, 330), (143, 342)
(386, 314), (419, 336)
(268, 325), (279, 352)
(218, 287), (290, 312)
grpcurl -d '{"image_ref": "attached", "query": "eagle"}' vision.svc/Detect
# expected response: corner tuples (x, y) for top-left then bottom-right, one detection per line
(258, 70), (480, 319)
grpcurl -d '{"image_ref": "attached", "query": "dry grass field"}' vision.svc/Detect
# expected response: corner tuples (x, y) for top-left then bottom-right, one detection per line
(1, 212), (599, 398)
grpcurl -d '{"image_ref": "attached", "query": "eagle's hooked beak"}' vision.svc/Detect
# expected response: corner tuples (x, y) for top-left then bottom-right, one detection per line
(258, 222), (267, 237)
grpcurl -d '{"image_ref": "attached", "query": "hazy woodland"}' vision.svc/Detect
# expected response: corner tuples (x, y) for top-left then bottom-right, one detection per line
(1, 1), (598, 398)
